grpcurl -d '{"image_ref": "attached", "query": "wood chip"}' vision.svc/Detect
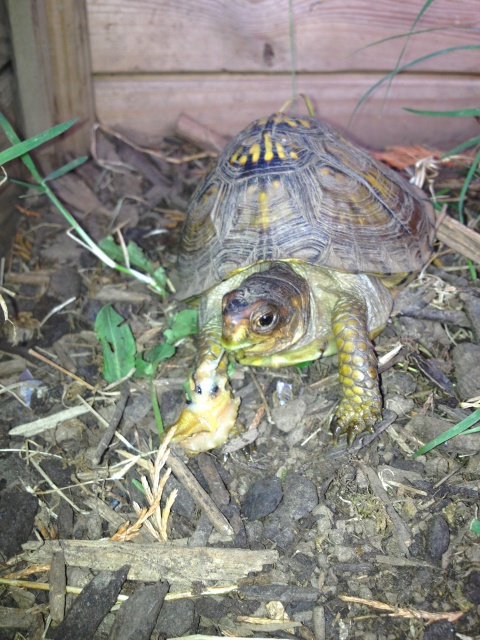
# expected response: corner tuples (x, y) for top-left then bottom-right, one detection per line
(23, 539), (278, 584)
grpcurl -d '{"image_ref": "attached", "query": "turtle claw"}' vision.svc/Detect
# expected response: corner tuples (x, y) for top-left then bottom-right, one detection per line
(330, 398), (381, 446)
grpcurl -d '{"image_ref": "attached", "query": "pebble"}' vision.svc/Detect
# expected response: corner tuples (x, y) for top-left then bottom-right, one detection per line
(271, 398), (307, 433)
(0, 487), (38, 559)
(241, 475), (283, 520)
(464, 570), (480, 605)
(425, 515), (450, 562)
(282, 472), (318, 521)
(422, 620), (455, 640)
(452, 342), (480, 399)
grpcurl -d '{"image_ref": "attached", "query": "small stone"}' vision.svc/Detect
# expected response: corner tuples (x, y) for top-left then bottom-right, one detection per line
(452, 343), (480, 399)
(282, 472), (318, 521)
(405, 415), (480, 455)
(385, 394), (414, 416)
(425, 515), (450, 562)
(422, 620), (455, 640)
(262, 512), (295, 549)
(464, 570), (480, 605)
(0, 487), (38, 559)
(241, 475), (283, 520)
(154, 599), (195, 637)
(271, 398), (307, 433)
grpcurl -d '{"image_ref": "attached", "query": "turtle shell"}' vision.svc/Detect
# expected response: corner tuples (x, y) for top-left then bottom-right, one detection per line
(176, 113), (435, 300)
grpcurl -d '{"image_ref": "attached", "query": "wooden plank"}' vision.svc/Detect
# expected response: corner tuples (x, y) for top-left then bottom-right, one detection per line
(94, 72), (480, 150)
(87, 0), (480, 74)
(0, 0), (11, 69)
(7, 0), (95, 172)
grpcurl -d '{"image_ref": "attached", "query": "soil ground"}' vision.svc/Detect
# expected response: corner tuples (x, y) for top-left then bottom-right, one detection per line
(0, 126), (479, 640)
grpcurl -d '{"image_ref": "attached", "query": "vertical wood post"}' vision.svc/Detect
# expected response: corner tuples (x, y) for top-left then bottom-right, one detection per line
(6, 0), (95, 172)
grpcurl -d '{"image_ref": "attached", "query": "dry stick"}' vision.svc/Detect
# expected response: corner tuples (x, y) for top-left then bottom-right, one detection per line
(339, 595), (464, 623)
(27, 348), (95, 390)
(29, 458), (85, 514)
(49, 550), (66, 624)
(0, 578), (237, 603)
(93, 380), (130, 464)
(167, 451), (234, 537)
(359, 462), (412, 557)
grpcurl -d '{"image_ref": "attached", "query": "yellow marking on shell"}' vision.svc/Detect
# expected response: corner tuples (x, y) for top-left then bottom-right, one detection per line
(250, 143), (261, 163)
(229, 147), (243, 164)
(290, 151), (299, 160)
(272, 179), (281, 189)
(298, 118), (311, 128)
(263, 133), (274, 161)
(275, 141), (286, 159)
(257, 190), (270, 228)
(239, 154), (248, 165)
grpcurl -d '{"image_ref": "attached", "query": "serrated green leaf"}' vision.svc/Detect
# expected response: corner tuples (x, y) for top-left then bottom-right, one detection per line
(164, 309), (198, 345)
(94, 305), (136, 383)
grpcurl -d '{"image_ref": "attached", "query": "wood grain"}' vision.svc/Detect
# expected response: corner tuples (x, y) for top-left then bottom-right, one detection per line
(24, 539), (279, 584)
(86, 0), (480, 74)
(7, 0), (95, 171)
(0, 0), (10, 69)
(94, 73), (480, 150)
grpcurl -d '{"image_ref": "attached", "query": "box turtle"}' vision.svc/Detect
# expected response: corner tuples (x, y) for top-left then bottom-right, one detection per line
(169, 112), (435, 453)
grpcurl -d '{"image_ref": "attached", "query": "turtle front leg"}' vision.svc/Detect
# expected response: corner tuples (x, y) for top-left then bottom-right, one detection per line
(330, 296), (382, 445)
(169, 319), (240, 454)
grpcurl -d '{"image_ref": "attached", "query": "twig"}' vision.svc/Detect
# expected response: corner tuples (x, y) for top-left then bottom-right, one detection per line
(93, 380), (130, 464)
(28, 348), (95, 390)
(167, 450), (234, 537)
(339, 595), (464, 623)
(359, 462), (412, 556)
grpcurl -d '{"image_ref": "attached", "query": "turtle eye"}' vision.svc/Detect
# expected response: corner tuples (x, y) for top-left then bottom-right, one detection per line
(251, 304), (279, 334)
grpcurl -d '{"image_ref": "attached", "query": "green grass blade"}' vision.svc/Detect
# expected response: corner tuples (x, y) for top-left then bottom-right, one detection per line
(457, 145), (480, 224)
(404, 107), (480, 118)
(350, 26), (475, 55)
(443, 135), (480, 158)
(351, 45), (480, 121)
(0, 115), (78, 166)
(150, 379), (164, 436)
(414, 407), (480, 456)
(355, 45), (480, 118)
(44, 156), (88, 182)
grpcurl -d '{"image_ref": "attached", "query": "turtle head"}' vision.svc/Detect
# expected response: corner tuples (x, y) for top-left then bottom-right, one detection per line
(221, 263), (310, 356)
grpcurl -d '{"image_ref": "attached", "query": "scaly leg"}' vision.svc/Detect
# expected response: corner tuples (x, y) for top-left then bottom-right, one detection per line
(330, 296), (382, 444)
(169, 318), (240, 453)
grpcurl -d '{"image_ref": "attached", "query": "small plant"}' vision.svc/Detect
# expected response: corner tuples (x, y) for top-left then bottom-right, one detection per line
(0, 114), (197, 435)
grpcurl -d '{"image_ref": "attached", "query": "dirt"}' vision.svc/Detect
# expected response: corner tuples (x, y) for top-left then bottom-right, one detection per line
(0, 126), (479, 640)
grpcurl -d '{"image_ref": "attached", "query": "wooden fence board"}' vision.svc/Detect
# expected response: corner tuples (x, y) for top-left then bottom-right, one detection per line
(0, 0), (10, 69)
(94, 72), (480, 150)
(87, 0), (480, 74)
(7, 0), (95, 170)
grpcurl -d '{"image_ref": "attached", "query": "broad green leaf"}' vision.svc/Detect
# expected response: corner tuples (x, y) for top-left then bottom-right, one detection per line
(94, 305), (136, 383)
(164, 309), (198, 345)
(134, 342), (176, 378)
(471, 520), (480, 535)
